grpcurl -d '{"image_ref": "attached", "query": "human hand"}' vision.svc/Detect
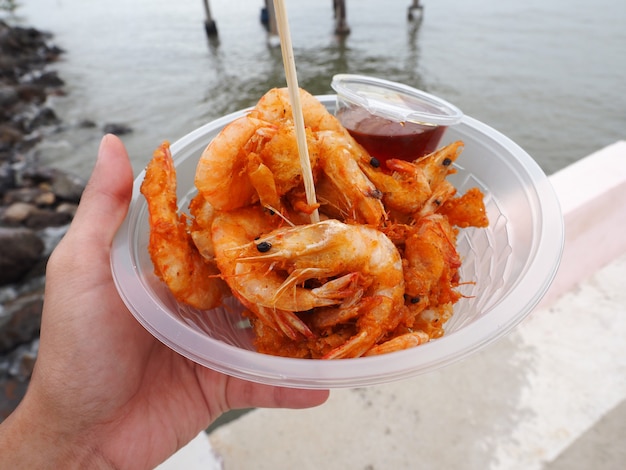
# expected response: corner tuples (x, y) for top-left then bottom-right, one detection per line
(0, 134), (329, 469)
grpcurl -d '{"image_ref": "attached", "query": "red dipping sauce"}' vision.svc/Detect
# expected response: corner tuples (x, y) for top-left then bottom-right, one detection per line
(331, 74), (463, 171)
(337, 106), (446, 167)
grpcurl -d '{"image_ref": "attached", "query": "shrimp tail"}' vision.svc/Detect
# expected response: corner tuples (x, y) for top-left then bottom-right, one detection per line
(141, 142), (226, 310)
(310, 272), (363, 304)
(322, 296), (399, 359)
(363, 331), (430, 357)
(239, 297), (314, 340)
(272, 269), (361, 308)
(274, 308), (315, 339)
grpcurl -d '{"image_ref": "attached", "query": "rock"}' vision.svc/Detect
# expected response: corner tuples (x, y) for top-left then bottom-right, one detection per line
(13, 342), (38, 378)
(56, 202), (78, 217)
(0, 86), (18, 109)
(35, 191), (55, 206)
(18, 165), (54, 184)
(0, 22), (51, 66)
(0, 377), (29, 421)
(0, 124), (23, 146)
(0, 227), (44, 285)
(0, 162), (13, 192)
(38, 224), (69, 257)
(103, 122), (133, 135)
(31, 70), (64, 88)
(1, 202), (35, 224)
(0, 338), (39, 421)
(19, 167), (85, 203)
(0, 290), (44, 352)
(4, 186), (56, 207)
(14, 83), (47, 104)
(27, 106), (59, 130)
(24, 207), (72, 229)
(3, 187), (43, 205)
(49, 169), (85, 202)
(78, 119), (97, 129)
(0, 18), (73, 420)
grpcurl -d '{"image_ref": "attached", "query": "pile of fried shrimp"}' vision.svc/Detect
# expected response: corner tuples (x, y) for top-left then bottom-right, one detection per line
(140, 87), (488, 360)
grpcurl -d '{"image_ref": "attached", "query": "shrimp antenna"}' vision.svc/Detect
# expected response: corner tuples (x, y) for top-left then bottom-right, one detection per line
(264, 204), (296, 227)
(273, 0), (320, 224)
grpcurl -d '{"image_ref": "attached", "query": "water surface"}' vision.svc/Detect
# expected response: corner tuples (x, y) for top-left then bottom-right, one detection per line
(10, 0), (626, 177)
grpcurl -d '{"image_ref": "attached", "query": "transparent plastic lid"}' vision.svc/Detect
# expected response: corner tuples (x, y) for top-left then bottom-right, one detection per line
(331, 74), (463, 126)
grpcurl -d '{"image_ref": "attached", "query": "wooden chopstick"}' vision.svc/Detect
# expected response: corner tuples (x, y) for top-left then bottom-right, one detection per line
(273, 0), (320, 223)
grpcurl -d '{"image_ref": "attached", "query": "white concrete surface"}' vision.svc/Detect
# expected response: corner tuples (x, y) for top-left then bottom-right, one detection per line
(538, 140), (626, 307)
(157, 141), (626, 470)
(156, 432), (222, 470)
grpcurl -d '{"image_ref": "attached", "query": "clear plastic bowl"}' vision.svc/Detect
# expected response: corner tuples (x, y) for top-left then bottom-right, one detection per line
(111, 95), (563, 389)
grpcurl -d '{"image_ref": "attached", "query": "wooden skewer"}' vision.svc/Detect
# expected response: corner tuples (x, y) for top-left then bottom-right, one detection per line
(272, 0), (320, 223)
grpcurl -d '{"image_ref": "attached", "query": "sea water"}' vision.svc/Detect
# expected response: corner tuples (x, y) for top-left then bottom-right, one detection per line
(8, 0), (626, 177)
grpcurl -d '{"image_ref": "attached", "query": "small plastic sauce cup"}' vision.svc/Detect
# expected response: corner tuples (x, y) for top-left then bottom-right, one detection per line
(331, 74), (463, 168)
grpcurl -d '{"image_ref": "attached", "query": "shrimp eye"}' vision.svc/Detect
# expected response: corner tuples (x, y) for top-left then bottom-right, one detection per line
(369, 157), (380, 168)
(404, 295), (421, 304)
(256, 241), (272, 252)
(370, 188), (383, 200)
(442, 157), (452, 166)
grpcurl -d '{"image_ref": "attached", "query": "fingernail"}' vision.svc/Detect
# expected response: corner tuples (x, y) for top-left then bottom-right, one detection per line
(98, 134), (111, 160)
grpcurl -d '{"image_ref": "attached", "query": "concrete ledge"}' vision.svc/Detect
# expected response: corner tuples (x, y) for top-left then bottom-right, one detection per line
(539, 140), (626, 307)
(156, 431), (221, 469)
(158, 141), (626, 470)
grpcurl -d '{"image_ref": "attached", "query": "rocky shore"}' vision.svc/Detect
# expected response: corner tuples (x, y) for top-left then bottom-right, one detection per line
(0, 19), (87, 420)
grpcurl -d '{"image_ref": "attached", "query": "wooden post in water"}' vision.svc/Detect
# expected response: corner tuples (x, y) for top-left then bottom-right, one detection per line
(265, 0), (280, 47)
(407, 0), (424, 21)
(267, 0), (278, 36)
(333, 0), (350, 36)
(202, 0), (218, 37)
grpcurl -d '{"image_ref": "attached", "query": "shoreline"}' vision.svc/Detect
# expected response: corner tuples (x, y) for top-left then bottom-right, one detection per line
(0, 18), (85, 420)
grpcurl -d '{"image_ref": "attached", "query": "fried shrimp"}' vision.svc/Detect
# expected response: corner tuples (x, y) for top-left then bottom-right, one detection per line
(142, 86), (489, 360)
(439, 187), (489, 228)
(316, 130), (386, 226)
(187, 193), (218, 262)
(195, 112), (323, 215)
(410, 140), (463, 190)
(233, 219), (405, 359)
(359, 141), (464, 218)
(140, 142), (226, 310)
(250, 87), (345, 133)
(195, 116), (278, 211)
(211, 207), (355, 340)
(401, 214), (462, 330)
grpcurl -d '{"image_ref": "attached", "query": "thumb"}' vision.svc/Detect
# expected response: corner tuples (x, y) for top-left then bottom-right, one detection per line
(68, 134), (134, 249)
